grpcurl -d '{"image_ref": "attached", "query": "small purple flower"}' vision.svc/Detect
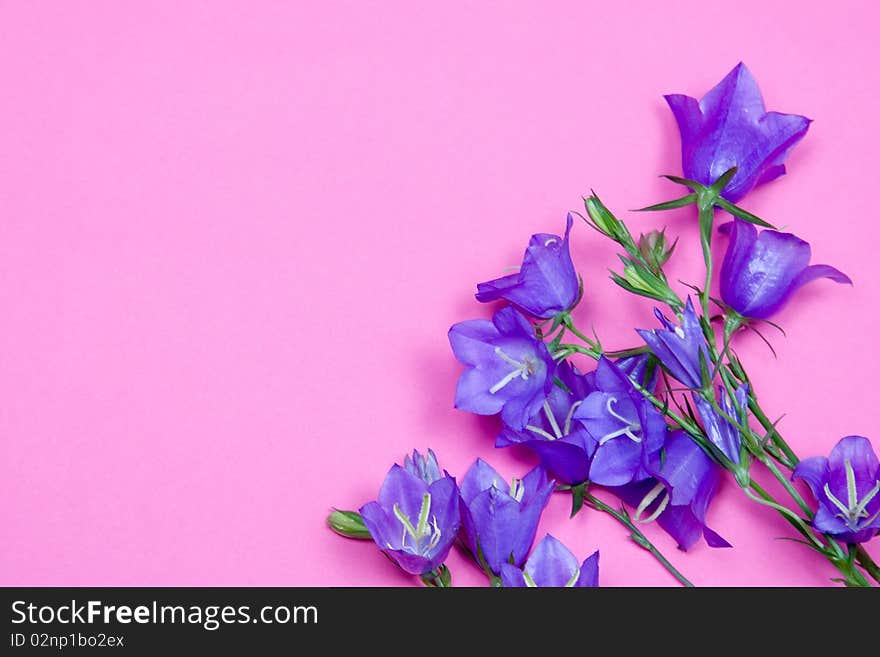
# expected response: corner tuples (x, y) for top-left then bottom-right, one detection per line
(459, 460), (555, 575)
(573, 357), (667, 486)
(692, 384), (749, 465)
(448, 306), (556, 430)
(719, 220), (851, 320)
(500, 535), (599, 587)
(476, 214), (579, 319)
(665, 62), (811, 202)
(403, 449), (442, 484)
(359, 465), (460, 575)
(495, 361), (596, 486)
(793, 436), (880, 544)
(637, 297), (708, 390)
(613, 431), (730, 550)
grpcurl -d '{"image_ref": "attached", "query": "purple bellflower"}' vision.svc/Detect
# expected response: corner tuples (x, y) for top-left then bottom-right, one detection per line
(476, 214), (579, 319)
(793, 436), (880, 544)
(573, 357), (667, 486)
(500, 535), (599, 587)
(403, 448), (442, 484)
(359, 465), (460, 576)
(693, 384), (749, 465)
(719, 220), (851, 320)
(459, 460), (555, 575)
(637, 297), (708, 390)
(495, 361), (596, 486)
(449, 306), (556, 430)
(496, 355), (658, 486)
(613, 431), (730, 550)
(665, 62), (811, 202)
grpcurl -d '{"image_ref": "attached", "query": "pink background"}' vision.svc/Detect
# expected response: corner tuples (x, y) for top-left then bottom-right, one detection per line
(1, 1), (878, 586)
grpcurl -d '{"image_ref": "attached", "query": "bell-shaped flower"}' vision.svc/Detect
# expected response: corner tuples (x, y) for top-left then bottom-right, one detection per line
(692, 384), (749, 465)
(495, 361), (596, 485)
(719, 220), (851, 320)
(613, 431), (730, 550)
(459, 460), (555, 575)
(637, 297), (708, 390)
(573, 357), (667, 486)
(359, 465), (460, 575)
(476, 214), (579, 319)
(449, 306), (556, 430)
(500, 535), (599, 587)
(665, 62), (810, 202)
(793, 436), (880, 544)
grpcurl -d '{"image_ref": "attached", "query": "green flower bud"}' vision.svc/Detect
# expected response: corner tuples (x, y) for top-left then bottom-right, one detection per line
(638, 229), (677, 274)
(327, 509), (372, 540)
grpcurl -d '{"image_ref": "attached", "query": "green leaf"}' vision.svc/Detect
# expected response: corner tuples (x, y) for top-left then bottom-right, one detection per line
(716, 198), (776, 229)
(327, 509), (372, 540)
(636, 193), (697, 212)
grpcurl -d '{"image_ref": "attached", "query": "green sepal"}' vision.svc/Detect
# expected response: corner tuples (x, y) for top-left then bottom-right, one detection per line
(716, 197), (775, 229)
(709, 165), (738, 194)
(570, 482), (586, 518)
(661, 173), (705, 190)
(421, 564), (452, 588)
(636, 193), (697, 212)
(327, 509), (373, 540)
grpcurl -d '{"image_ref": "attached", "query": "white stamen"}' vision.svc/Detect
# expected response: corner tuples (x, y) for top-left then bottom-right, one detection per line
(509, 478), (525, 502)
(597, 396), (642, 445)
(543, 401), (563, 438)
(544, 238), (558, 247)
(489, 347), (534, 394)
(845, 459), (859, 511)
(526, 425), (558, 441)
(564, 401), (583, 436)
(635, 482), (670, 523)
(822, 460), (880, 530)
(674, 325), (686, 339)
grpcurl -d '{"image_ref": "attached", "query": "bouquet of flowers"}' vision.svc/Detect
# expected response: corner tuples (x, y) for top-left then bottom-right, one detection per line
(327, 63), (880, 587)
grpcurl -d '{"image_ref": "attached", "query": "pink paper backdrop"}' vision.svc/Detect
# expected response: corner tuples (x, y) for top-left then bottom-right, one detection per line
(1, 1), (878, 586)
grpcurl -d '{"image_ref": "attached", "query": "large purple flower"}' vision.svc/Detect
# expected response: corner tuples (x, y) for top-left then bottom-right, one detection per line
(476, 214), (579, 319)
(496, 356), (657, 486)
(572, 357), (667, 486)
(692, 384), (749, 465)
(359, 465), (460, 575)
(459, 460), (555, 575)
(665, 62), (810, 202)
(793, 436), (880, 544)
(613, 431), (730, 550)
(500, 535), (599, 587)
(495, 361), (596, 486)
(637, 297), (708, 390)
(719, 220), (851, 320)
(449, 306), (555, 430)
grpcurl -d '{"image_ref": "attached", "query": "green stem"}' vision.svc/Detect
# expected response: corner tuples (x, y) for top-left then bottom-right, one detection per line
(855, 546), (880, 583)
(584, 492), (694, 587)
(758, 454), (813, 518)
(562, 315), (597, 349)
(697, 204), (715, 336)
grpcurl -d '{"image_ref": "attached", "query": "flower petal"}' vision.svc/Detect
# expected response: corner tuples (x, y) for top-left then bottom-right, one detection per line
(792, 456), (830, 501)
(576, 551), (600, 587)
(524, 535), (580, 587)
(460, 458), (506, 504)
(500, 564), (527, 587)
